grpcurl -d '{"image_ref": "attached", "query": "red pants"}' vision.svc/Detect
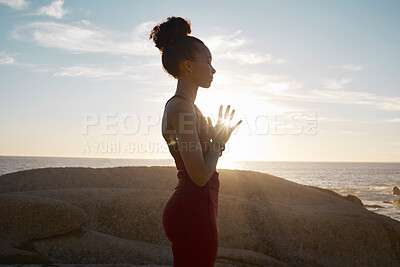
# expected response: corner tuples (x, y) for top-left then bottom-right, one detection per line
(163, 170), (220, 266)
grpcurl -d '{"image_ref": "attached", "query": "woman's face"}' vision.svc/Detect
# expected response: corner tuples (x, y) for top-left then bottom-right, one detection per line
(191, 44), (216, 88)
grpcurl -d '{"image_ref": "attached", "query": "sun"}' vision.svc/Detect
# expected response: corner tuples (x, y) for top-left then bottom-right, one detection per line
(194, 89), (289, 163)
(194, 91), (258, 163)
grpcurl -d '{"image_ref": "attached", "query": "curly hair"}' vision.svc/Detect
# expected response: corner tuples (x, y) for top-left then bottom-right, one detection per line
(149, 16), (204, 79)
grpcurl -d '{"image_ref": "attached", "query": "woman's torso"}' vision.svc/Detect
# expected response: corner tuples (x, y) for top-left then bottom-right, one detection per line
(162, 94), (219, 191)
(162, 94), (211, 170)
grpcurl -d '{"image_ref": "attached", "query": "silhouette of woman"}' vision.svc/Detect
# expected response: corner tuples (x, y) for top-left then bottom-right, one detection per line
(149, 16), (242, 266)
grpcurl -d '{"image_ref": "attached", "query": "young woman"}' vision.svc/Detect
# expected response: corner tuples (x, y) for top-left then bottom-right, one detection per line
(149, 16), (242, 266)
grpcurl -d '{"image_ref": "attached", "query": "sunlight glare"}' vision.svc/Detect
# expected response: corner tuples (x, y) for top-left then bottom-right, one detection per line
(216, 154), (237, 170)
(195, 90), (289, 161)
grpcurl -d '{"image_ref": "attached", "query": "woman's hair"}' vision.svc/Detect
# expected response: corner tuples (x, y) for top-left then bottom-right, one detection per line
(149, 16), (204, 79)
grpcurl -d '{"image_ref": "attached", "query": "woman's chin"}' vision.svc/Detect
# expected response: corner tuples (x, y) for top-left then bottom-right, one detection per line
(201, 82), (212, 89)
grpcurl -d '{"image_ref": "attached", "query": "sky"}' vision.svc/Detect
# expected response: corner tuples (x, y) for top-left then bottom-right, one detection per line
(0, 0), (399, 163)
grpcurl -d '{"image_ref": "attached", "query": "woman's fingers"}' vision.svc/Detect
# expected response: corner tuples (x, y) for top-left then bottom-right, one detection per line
(230, 119), (242, 132)
(230, 109), (235, 122)
(212, 105), (242, 142)
(207, 117), (213, 127)
(217, 105), (223, 123)
(224, 105), (231, 121)
(207, 117), (214, 136)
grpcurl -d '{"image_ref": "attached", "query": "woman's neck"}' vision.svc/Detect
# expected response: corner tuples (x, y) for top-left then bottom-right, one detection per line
(175, 78), (198, 103)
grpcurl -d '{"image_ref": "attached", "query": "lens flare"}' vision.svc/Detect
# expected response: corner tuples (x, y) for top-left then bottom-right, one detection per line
(167, 136), (177, 146)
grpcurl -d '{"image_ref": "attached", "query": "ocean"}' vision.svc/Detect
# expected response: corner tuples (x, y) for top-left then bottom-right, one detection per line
(1, 156), (399, 221)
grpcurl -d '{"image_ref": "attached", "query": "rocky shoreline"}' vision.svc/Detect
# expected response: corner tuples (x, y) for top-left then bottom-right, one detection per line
(1, 166), (400, 266)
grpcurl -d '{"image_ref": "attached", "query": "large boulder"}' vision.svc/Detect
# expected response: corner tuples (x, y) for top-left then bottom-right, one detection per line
(32, 227), (288, 266)
(344, 194), (364, 206)
(0, 243), (51, 264)
(23, 188), (170, 245)
(1, 166), (400, 266)
(0, 193), (88, 246)
(0, 166), (176, 193)
(32, 228), (171, 265)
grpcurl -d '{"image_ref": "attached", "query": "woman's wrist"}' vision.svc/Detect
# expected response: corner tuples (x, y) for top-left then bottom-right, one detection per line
(211, 140), (225, 157)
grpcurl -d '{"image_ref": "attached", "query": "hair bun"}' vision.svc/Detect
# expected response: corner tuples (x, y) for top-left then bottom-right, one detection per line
(149, 16), (192, 52)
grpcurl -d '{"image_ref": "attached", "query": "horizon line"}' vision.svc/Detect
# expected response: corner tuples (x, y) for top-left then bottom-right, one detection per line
(0, 154), (399, 164)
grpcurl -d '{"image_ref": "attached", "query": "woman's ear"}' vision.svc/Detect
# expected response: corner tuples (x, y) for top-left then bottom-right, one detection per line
(182, 59), (193, 75)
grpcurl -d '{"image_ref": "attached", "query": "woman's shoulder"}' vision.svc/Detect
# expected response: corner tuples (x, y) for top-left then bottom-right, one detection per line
(165, 96), (196, 115)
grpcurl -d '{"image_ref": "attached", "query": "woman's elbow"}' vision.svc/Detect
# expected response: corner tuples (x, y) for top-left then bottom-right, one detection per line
(191, 175), (207, 187)
(193, 169), (214, 187)
(186, 164), (210, 187)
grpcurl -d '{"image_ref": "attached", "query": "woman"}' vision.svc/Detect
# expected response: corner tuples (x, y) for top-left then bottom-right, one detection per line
(149, 16), (242, 266)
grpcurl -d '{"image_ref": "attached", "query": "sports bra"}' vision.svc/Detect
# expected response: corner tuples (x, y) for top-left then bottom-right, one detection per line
(162, 93), (212, 170)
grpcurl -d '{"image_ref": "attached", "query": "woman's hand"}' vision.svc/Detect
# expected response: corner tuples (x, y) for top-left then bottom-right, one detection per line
(207, 105), (242, 144)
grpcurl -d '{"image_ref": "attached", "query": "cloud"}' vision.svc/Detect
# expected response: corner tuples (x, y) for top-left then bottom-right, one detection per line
(323, 77), (352, 89)
(318, 117), (350, 122)
(53, 64), (157, 83)
(341, 64), (363, 71)
(340, 130), (354, 135)
(0, 51), (50, 72)
(12, 20), (156, 56)
(235, 72), (400, 111)
(54, 66), (122, 79)
(237, 73), (304, 95)
(282, 88), (400, 111)
(384, 118), (400, 123)
(218, 50), (286, 64)
(12, 20), (285, 66)
(203, 30), (286, 64)
(338, 130), (366, 135)
(37, 0), (68, 19)
(0, 0), (29, 10)
(0, 51), (15, 64)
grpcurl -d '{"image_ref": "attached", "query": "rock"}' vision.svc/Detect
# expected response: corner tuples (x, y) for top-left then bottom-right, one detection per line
(308, 186), (364, 206)
(1, 167), (400, 266)
(23, 188), (287, 266)
(217, 247), (288, 266)
(393, 199), (400, 206)
(0, 193), (88, 246)
(32, 227), (287, 266)
(0, 243), (51, 264)
(23, 188), (170, 246)
(344, 194), (364, 206)
(391, 186), (400, 196)
(32, 228), (172, 265)
(0, 166), (177, 193)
